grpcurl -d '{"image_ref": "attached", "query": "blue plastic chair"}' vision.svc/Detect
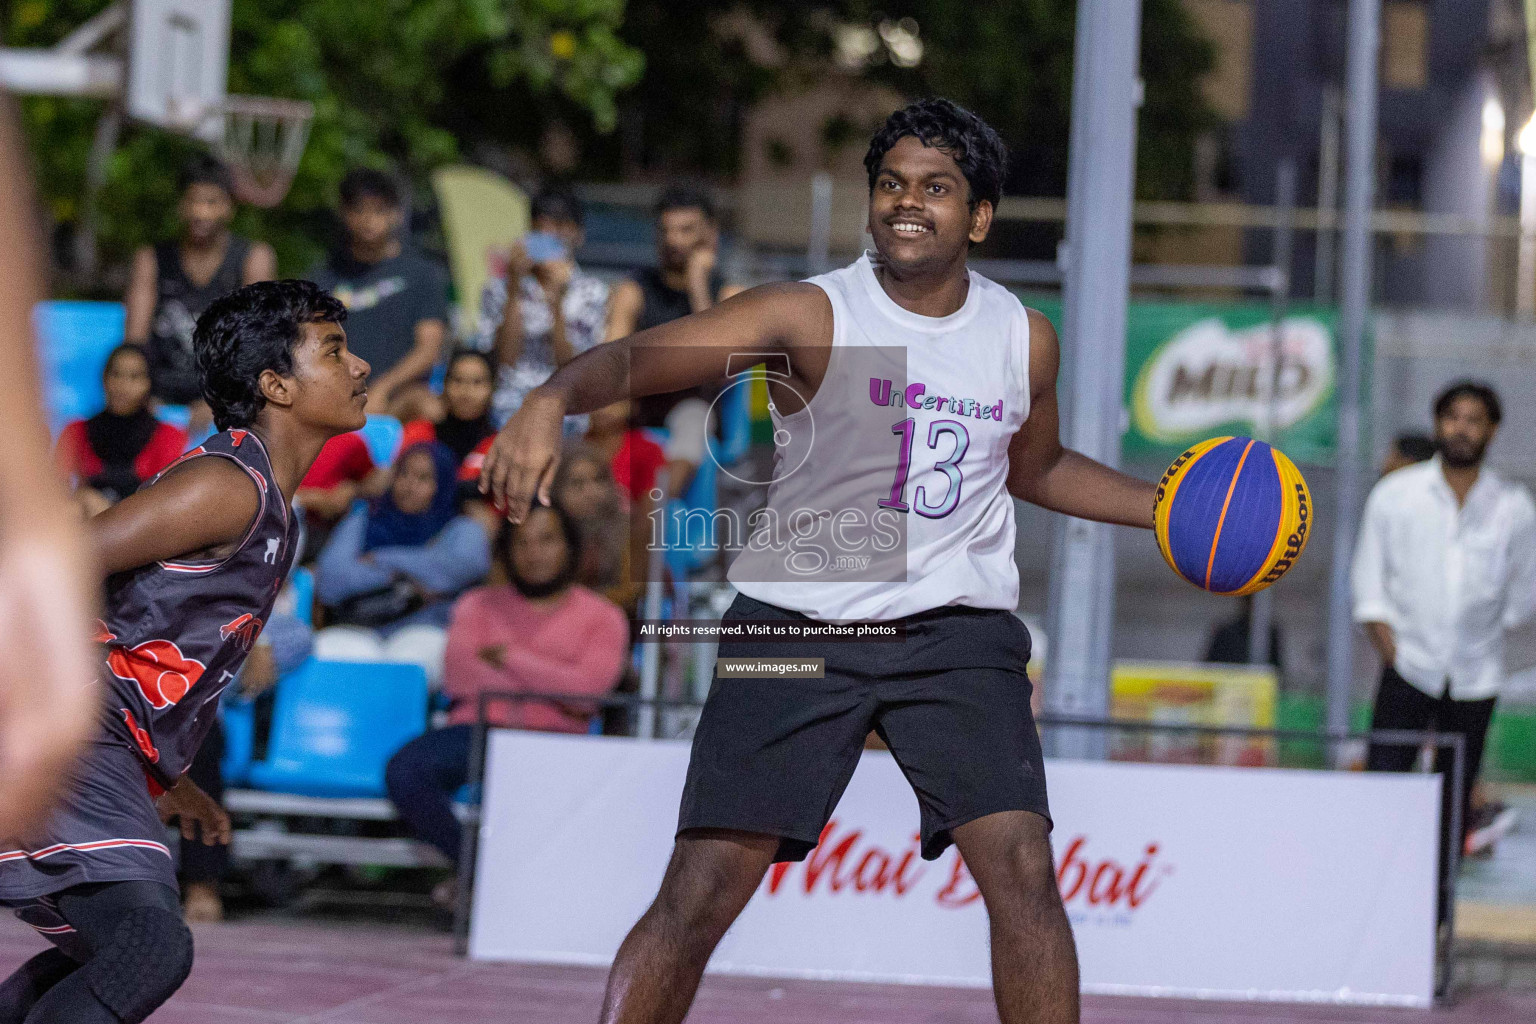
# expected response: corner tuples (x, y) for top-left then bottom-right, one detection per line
(287, 567), (315, 624)
(246, 660), (428, 798)
(220, 694), (257, 787)
(156, 405), (192, 430)
(713, 375), (752, 467)
(665, 454), (719, 580)
(34, 301), (126, 434)
(359, 415), (405, 469)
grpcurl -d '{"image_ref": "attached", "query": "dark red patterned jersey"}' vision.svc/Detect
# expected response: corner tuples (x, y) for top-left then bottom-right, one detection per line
(96, 428), (298, 789)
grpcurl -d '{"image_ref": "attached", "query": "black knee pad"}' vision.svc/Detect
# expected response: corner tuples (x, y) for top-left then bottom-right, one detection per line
(82, 907), (193, 1024)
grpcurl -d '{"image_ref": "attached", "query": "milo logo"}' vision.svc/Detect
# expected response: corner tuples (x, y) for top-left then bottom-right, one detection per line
(1259, 482), (1310, 584)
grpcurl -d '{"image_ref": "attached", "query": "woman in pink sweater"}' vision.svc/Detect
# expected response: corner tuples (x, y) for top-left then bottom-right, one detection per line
(385, 504), (628, 870)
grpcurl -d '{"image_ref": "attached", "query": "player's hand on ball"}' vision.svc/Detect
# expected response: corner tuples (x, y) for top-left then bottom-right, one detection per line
(157, 776), (233, 846)
(481, 388), (567, 523)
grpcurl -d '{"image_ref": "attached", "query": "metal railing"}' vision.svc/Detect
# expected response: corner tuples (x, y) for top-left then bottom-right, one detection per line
(449, 690), (1466, 1001)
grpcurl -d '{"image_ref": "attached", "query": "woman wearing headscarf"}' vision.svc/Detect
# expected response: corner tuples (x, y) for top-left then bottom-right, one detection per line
(314, 441), (491, 685)
(399, 350), (499, 483)
(55, 344), (187, 510)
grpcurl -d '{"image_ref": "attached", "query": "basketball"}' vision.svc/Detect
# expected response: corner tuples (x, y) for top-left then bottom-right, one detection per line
(1153, 436), (1312, 595)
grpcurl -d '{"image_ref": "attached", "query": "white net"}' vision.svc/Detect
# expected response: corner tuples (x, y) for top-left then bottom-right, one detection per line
(212, 96), (314, 208)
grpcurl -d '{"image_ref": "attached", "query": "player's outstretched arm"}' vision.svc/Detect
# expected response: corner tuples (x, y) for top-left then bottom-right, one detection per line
(0, 93), (101, 839)
(1006, 310), (1155, 529)
(482, 281), (829, 522)
(90, 458), (261, 576)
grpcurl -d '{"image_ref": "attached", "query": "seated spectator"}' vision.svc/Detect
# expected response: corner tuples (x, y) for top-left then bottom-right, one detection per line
(553, 445), (633, 608)
(55, 344), (187, 510)
(308, 169), (449, 419)
(385, 505), (627, 884)
(472, 186), (609, 432)
(296, 429), (389, 554)
(586, 399), (666, 505)
(314, 442), (490, 685)
(605, 185), (743, 496)
(400, 349), (498, 486)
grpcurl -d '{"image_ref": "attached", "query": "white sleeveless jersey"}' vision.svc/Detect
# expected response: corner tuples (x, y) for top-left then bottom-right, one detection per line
(729, 253), (1031, 621)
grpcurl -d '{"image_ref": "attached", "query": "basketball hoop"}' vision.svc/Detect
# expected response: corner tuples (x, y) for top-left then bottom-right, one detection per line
(208, 96), (314, 209)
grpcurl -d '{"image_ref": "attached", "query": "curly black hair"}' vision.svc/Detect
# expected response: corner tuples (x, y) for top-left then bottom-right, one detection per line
(1434, 380), (1502, 425)
(195, 280), (348, 431)
(864, 98), (1009, 210)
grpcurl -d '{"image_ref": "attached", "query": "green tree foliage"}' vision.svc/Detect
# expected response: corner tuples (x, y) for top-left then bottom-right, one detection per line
(843, 0), (1217, 201)
(8, 0), (642, 281)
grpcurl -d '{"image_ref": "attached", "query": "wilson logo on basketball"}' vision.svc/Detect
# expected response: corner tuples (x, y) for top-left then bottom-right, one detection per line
(1259, 482), (1310, 586)
(762, 821), (1168, 915)
(219, 614), (264, 651)
(106, 639), (206, 709)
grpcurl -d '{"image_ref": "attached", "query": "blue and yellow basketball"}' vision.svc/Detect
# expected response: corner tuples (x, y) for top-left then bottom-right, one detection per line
(1153, 437), (1312, 596)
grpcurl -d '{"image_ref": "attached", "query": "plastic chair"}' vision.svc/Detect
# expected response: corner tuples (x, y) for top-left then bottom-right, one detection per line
(359, 415), (405, 469)
(287, 567), (315, 624)
(220, 693), (257, 787)
(34, 301), (126, 434)
(246, 660), (428, 798)
(156, 405), (192, 430)
(713, 376), (752, 467)
(664, 452), (719, 581)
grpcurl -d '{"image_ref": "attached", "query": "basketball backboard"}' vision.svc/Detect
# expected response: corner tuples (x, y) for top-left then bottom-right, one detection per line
(125, 0), (231, 141)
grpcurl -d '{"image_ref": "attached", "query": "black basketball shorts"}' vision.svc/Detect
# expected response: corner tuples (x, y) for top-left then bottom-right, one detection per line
(677, 593), (1051, 863)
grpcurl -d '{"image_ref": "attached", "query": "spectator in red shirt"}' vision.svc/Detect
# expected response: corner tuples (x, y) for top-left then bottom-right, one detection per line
(586, 399), (666, 505)
(295, 428), (388, 551)
(384, 503), (628, 874)
(55, 344), (186, 509)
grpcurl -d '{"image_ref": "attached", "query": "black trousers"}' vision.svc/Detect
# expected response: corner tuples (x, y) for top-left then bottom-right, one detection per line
(179, 718), (227, 885)
(1365, 665), (1495, 917)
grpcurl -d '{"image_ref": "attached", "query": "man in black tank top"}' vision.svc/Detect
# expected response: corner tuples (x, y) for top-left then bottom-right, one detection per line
(0, 281), (370, 1024)
(606, 185), (743, 495)
(124, 157), (276, 424)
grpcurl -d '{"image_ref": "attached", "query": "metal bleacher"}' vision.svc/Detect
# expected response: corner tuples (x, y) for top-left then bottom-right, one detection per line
(222, 659), (459, 877)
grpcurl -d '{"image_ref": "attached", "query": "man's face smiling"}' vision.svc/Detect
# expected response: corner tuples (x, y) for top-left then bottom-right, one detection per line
(868, 135), (991, 275)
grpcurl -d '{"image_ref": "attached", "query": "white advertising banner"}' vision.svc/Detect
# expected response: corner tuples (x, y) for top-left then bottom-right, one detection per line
(470, 732), (1439, 1006)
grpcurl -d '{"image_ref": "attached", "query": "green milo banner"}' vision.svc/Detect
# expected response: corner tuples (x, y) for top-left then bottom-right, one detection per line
(1024, 296), (1341, 466)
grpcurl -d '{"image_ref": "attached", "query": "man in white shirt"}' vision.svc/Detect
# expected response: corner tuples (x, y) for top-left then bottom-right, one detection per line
(1353, 382), (1536, 898)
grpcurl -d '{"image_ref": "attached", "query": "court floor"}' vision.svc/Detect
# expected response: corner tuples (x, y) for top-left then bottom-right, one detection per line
(0, 915), (1530, 1024)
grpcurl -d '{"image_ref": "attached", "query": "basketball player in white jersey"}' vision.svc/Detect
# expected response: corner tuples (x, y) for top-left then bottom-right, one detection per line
(482, 99), (1155, 1024)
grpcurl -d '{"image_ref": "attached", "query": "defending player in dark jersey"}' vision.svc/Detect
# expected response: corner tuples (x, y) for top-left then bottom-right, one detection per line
(0, 280), (369, 1024)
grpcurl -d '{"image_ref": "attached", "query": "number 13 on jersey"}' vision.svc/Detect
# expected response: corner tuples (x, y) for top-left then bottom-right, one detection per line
(879, 417), (971, 518)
